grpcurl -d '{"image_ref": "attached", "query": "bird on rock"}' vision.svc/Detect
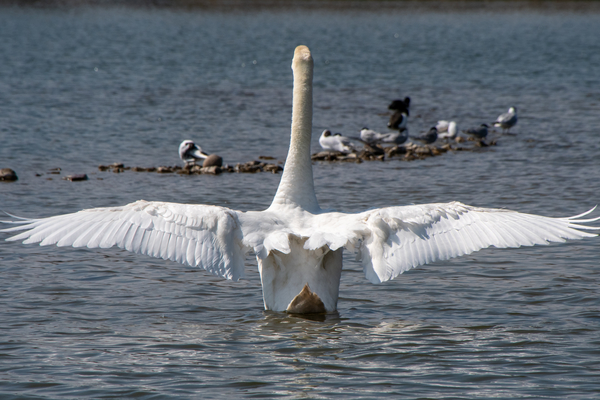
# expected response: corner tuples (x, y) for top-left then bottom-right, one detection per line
(319, 130), (356, 154)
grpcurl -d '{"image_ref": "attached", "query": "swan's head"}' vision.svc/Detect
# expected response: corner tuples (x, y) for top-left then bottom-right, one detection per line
(291, 45), (313, 87)
(179, 140), (195, 158)
(293, 45), (312, 65)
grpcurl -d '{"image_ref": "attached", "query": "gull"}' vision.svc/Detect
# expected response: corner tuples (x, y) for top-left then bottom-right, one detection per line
(388, 97), (410, 116)
(436, 121), (458, 140)
(494, 107), (518, 133)
(2, 46), (598, 315)
(465, 123), (489, 140)
(319, 130), (356, 154)
(388, 111), (408, 131)
(360, 127), (408, 146)
(410, 127), (438, 145)
(179, 140), (223, 167)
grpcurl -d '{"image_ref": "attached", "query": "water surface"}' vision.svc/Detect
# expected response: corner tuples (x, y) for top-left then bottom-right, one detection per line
(1, 4), (600, 399)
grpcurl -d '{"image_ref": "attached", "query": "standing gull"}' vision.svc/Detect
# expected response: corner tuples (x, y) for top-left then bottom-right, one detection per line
(2, 46), (598, 314)
(494, 107), (518, 133)
(388, 97), (410, 130)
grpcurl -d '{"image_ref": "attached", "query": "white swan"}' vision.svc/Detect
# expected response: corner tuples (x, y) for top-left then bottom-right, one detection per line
(179, 140), (223, 167)
(2, 46), (599, 314)
(179, 140), (209, 165)
(318, 130), (356, 153)
(494, 107), (518, 133)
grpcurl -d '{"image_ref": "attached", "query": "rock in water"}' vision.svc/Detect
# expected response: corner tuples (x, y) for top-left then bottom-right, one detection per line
(64, 174), (88, 182)
(0, 168), (18, 181)
(203, 154), (223, 168)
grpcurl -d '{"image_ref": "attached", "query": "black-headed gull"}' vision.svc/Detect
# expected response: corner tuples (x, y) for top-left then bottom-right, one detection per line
(319, 130), (356, 154)
(411, 127), (438, 144)
(360, 127), (408, 146)
(465, 123), (489, 140)
(493, 107), (518, 133)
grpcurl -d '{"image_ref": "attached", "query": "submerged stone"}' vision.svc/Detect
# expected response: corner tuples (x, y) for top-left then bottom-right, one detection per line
(200, 166), (222, 175)
(63, 174), (88, 182)
(0, 168), (18, 181)
(202, 154), (223, 168)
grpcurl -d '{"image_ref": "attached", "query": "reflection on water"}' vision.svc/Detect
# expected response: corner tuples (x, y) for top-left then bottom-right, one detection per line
(1, 3), (600, 399)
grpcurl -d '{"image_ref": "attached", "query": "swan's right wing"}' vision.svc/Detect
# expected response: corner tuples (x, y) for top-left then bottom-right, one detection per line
(307, 202), (599, 284)
(355, 202), (599, 283)
(1, 200), (247, 281)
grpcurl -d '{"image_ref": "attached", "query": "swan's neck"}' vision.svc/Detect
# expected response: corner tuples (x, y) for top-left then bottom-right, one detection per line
(270, 46), (320, 213)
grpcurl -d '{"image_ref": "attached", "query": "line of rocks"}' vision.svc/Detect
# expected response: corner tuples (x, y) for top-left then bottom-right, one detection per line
(2, 140), (494, 184)
(98, 160), (284, 175)
(311, 140), (496, 163)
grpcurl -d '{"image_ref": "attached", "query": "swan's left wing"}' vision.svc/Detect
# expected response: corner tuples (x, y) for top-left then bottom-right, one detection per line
(1, 200), (247, 281)
(313, 202), (599, 284)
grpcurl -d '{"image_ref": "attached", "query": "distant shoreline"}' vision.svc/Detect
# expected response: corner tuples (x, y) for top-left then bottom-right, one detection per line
(2, 0), (600, 12)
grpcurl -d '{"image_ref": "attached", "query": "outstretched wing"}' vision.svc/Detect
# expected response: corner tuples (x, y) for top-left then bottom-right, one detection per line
(316, 202), (599, 284)
(1, 200), (247, 281)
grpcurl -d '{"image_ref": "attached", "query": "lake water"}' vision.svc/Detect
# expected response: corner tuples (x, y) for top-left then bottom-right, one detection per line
(1, 3), (600, 399)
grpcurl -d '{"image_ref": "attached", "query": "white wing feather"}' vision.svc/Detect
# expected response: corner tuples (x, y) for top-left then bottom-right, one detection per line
(329, 202), (599, 284)
(3, 200), (597, 286)
(2, 200), (247, 281)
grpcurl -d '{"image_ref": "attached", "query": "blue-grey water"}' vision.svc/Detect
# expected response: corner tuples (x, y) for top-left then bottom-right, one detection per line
(1, 3), (600, 399)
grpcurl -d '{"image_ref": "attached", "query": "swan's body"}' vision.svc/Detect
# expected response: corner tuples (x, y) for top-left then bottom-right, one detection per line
(2, 46), (598, 314)
(436, 120), (458, 140)
(319, 130), (356, 153)
(465, 123), (489, 139)
(494, 107), (518, 133)
(360, 128), (408, 146)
